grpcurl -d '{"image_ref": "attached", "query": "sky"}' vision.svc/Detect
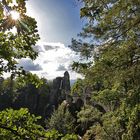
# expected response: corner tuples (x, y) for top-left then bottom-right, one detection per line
(18, 0), (84, 80)
(26, 0), (83, 46)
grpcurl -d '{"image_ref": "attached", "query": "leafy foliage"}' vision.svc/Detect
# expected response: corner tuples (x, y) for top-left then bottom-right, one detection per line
(47, 101), (76, 135)
(70, 0), (140, 139)
(61, 134), (79, 140)
(71, 78), (85, 96)
(77, 105), (102, 134)
(45, 129), (62, 140)
(0, 0), (39, 76)
(0, 108), (46, 140)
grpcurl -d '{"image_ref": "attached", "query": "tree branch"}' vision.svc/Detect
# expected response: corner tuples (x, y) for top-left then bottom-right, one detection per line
(0, 123), (22, 138)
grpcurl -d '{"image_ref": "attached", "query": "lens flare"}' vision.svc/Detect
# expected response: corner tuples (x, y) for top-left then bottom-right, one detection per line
(10, 10), (20, 20)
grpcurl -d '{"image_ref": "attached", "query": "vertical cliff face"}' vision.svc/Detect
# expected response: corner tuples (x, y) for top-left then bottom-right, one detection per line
(42, 71), (71, 117)
(49, 71), (70, 106)
(62, 71), (70, 92)
(0, 72), (86, 120)
(0, 72), (71, 118)
(49, 77), (63, 106)
(13, 71), (71, 117)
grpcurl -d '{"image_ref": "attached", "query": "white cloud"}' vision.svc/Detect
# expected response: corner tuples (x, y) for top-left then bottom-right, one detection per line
(18, 58), (42, 71)
(30, 42), (82, 80)
(56, 65), (67, 71)
(3, 42), (82, 80)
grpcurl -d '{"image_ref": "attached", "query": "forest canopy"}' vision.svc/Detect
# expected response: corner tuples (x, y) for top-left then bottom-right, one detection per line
(70, 0), (140, 139)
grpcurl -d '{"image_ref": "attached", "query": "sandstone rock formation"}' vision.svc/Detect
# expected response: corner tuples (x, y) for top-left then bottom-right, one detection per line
(12, 71), (71, 118)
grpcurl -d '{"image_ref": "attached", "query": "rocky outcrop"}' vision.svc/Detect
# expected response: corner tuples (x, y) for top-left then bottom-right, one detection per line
(62, 71), (70, 91)
(12, 71), (71, 118)
(0, 71), (84, 119)
(44, 71), (71, 117)
(49, 77), (62, 106)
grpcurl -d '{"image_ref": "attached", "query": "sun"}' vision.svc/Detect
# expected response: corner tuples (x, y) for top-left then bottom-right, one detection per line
(10, 10), (20, 20)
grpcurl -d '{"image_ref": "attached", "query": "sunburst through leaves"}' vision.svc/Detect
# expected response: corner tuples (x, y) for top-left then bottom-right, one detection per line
(10, 10), (20, 20)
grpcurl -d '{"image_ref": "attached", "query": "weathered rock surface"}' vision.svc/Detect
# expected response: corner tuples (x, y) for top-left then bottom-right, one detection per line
(0, 71), (85, 119)
(13, 71), (71, 118)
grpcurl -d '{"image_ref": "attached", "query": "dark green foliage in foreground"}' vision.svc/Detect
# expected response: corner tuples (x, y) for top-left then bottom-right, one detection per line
(69, 0), (140, 139)
(47, 102), (76, 135)
(0, 76), (79, 139)
(45, 129), (78, 140)
(0, 0), (39, 76)
(0, 108), (45, 140)
(0, 108), (79, 140)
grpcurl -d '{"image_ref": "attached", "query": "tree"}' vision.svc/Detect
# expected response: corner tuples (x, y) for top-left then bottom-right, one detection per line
(77, 105), (102, 136)
(47, 101), (76, 135)
(70, 0), (140, 68)
(0, 108), (46, 140)
(0, 77), (17, 110)
(0, 1), (49, 139)
(69, 0), (140, 139)
(71, 78), (85, 96)
(0, 0), (39, 76)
